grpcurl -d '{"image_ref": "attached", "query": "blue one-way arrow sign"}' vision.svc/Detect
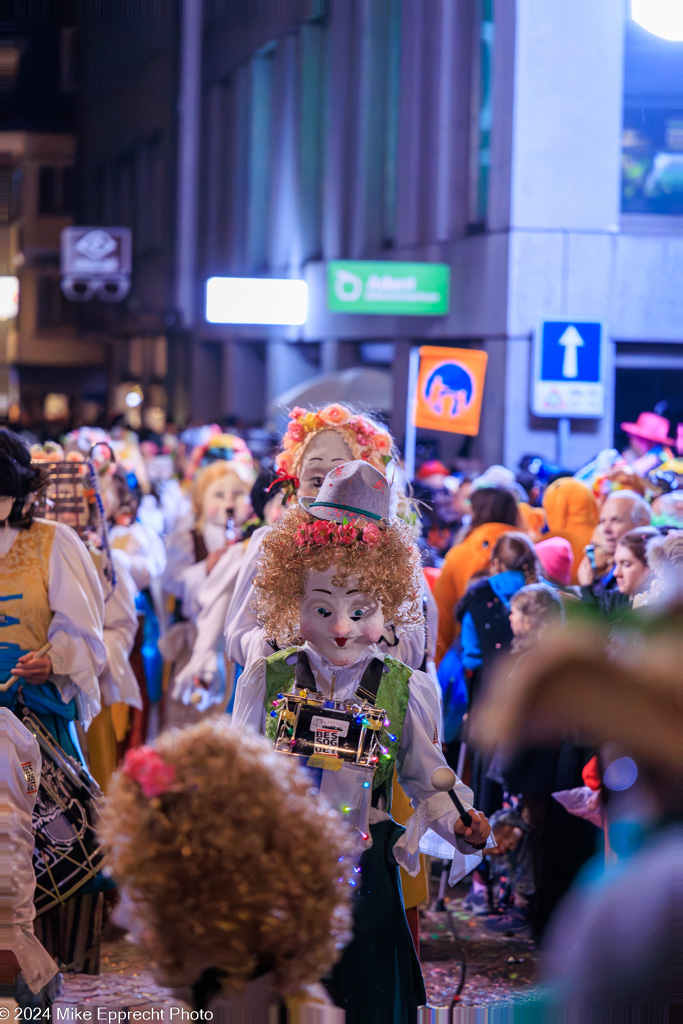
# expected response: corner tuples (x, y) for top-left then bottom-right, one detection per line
(532, 318), (606, 418)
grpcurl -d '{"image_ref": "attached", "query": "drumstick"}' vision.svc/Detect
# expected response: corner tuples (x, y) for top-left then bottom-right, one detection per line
(431, 765), (473, 827)
(0, 642), (53, 692)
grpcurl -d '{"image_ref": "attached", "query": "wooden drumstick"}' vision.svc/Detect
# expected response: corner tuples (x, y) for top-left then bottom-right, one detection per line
(0, 642), (53, 692)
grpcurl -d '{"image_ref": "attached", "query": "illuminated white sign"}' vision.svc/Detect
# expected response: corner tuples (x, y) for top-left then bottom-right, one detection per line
(206, 277), (308, 326)
(632, 0), (683, 41)
(0, 277), (19, 320)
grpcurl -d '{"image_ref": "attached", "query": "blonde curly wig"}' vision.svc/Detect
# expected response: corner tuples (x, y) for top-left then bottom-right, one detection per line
(252, 504), (425, 649)
(98, 719), (355, 995)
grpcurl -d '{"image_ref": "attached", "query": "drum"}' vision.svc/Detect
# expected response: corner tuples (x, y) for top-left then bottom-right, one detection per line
(272, 692), (387, 766)
(19, 707), (106, 915)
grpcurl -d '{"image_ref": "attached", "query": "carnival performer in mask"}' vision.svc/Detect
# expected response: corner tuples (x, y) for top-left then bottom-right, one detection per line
(233, 460), (492, 1021)
(31, 443), (141, 790)
(171, 468), (286, 714)
(161, 444), (255, 727)
(225, 405), (434, 672)
(0, 428), (106, 974)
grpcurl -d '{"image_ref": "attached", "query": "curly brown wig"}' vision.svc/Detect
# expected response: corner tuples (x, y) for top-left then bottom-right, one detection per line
(252, 505), (425, 649)
(98, 719), (355, 996)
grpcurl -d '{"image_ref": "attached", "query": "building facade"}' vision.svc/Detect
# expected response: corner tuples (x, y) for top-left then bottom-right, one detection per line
(71, 0), (683, 468)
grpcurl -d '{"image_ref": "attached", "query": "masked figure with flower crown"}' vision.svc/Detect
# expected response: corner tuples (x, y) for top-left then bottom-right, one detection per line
(233, 460), (493, 1022)
(161, 435), (255, 727)
(31, 442), (141, 790)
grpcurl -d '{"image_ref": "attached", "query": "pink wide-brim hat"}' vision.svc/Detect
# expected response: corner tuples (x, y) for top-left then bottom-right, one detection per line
(620, 411), (675, 447)
(299, 460), (391, 525)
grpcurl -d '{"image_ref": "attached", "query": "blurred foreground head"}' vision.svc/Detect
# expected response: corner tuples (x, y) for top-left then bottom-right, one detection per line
(471, 609), (682, 807)
(98, 720), (355, 997)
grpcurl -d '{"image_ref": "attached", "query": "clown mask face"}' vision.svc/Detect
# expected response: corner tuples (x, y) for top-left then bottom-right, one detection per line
(202, 471), (252, 527)
(300, 566), (385, 667)
(297, 431), (353, 498)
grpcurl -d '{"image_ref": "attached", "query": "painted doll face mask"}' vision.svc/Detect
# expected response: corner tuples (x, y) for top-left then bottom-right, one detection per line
(297, 432), (353, 498)
(299, 566), (385, 667)
(202, 471), (252, 527)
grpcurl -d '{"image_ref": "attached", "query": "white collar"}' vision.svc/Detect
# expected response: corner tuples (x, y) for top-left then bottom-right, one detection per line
(299, 642), (386, 682)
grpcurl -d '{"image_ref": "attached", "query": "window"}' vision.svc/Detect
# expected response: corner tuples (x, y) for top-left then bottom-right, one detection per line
(469, 0), (494, 225)
(10, 168), (23, 222)
(38, 166), (75, 216)
(245, 48), (275, 270)
(622, 19), (683, 215)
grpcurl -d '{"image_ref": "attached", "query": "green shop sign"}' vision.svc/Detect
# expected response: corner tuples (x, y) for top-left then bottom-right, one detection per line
(327, 261), (450, 316)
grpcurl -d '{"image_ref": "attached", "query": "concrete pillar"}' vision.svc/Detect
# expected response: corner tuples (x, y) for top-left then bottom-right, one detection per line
(501, 0), (625, 470)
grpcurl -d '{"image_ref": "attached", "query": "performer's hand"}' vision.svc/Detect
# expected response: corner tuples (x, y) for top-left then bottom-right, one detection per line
(577, 555), (595, 586)
(454, 809), (491, 848)
(12, 653), (53, 685)
(193, 675), (211, 690)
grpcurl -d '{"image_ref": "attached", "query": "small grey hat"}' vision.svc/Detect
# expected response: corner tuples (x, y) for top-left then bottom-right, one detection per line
(299, 459), (391, 525)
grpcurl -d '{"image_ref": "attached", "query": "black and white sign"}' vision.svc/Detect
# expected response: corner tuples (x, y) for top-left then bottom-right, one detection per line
(60, 227), (132, 303)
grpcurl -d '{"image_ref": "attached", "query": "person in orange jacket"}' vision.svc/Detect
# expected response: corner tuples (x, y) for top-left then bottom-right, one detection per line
(433, 487), (520, 664)
(542, 477), (599, 585)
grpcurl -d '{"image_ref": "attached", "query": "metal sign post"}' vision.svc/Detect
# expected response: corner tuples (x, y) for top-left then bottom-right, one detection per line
(404, 346), (420, 481)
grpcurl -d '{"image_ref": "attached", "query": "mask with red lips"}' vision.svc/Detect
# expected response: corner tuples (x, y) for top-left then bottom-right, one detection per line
(299, 566), (385, 668)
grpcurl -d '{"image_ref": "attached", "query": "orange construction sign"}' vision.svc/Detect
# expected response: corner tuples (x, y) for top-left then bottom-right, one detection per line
(413, 346), (488, 436)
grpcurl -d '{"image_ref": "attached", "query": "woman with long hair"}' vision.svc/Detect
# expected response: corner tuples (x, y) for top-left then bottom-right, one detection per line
(433, 487), (520, 663)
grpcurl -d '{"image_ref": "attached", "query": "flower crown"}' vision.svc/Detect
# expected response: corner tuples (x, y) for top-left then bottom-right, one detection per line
(276, 405), (393, 474)
(122, 746), (176, 798)
(295, 519), (383, 548)
(186, 431), (253, 480)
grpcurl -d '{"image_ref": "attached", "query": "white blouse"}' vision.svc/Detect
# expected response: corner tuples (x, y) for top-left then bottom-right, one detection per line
(172, 542), (246, 703)
(0, 521), (106, 732)
(98, 548), (142, 709)
(233, 643), (494, 883)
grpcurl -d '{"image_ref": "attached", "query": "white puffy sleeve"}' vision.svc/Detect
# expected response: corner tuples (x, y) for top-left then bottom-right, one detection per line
(99, 549), (142, 709)
(172, 543), (246, 702)
(2, 708), (59, 993)
(46, 522), (106, 730)
(224, 526), (273, 667)
(110, 522), (167, 593)
(230, 655), (268, 734)
(393, 668), (495, 884)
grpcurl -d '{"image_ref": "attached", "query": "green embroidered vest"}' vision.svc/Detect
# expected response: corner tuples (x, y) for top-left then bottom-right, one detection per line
(264, 647), (412, 795)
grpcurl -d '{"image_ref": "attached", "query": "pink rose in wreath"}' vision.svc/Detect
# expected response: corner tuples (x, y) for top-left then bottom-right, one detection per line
(312, 521), (332, 545)
(319, 403), (351, 427)
(287, 421), (306, 444)
(362, 524), (382, 545)
(373, 433), (392, 456)
(122, 746), (176, 798)
(340, 523), (357, 545)
(289, 406), (307, 420)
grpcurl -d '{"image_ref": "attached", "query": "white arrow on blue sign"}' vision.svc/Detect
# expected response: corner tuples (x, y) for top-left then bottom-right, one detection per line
(532, 318), (607, 418)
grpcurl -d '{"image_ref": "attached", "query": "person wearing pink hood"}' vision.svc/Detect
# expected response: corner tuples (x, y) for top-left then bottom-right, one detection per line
(541, 478), (598, 585)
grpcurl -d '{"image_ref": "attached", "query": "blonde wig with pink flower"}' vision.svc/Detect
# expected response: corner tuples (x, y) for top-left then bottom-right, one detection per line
(275, 403), (398, 481)
(98, 718), (355, 996)
(253, 504), (424, 649)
